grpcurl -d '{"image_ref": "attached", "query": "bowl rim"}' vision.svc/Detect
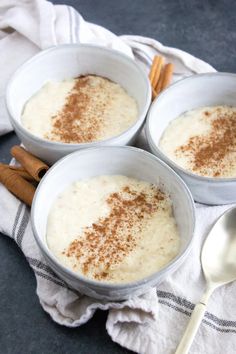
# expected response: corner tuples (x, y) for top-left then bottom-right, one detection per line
(146, 71), (236, 183)
(6, 43), (151, 149)
(31, 145), (196, 290)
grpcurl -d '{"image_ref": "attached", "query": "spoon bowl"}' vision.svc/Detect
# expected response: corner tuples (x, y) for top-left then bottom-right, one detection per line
(202, 207), (236, 286)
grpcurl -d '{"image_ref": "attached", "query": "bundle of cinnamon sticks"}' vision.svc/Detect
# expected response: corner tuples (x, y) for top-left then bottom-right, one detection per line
(0, 146), (49, 206)
(149, 55), (174, 100)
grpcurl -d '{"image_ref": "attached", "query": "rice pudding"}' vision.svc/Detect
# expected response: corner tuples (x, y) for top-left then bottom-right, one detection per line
(21, 75), (138, 143)
(159, 106), (236, 178)
(46, 175), (180, 283)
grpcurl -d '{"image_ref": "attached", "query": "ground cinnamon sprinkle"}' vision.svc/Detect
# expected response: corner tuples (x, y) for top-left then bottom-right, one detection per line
(64, 185), (165, 281)
(175, 109), (236, 177)
(46, 75), (110, 143)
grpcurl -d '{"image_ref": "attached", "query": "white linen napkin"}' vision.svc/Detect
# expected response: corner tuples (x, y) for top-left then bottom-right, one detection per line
(1, 1), (236, 354)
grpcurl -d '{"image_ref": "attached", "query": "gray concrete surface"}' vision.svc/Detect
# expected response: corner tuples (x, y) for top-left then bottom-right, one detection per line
(1, 1), (236, 353)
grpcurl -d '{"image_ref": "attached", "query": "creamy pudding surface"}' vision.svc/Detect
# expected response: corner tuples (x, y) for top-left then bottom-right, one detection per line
(46, 175), (180, 283)
(21, 75), (138, 143)
(159, 106), (236, 178)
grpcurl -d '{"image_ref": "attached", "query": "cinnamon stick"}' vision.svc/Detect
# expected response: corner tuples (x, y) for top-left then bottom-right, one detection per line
(149, 55), (159, 83)
(159, 63), (174, 92)
(154, 68), (164, 95)
(8, 166), (35, 182)
(11, 146), (49, 182)
(151, 56), (164, 89)
(0, 165), (36, 206)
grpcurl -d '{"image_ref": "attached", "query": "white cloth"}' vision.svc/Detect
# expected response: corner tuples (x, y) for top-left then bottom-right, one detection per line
(1, 1), (236, 354)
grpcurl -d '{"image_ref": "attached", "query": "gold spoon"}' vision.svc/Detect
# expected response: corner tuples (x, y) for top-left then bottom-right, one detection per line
(175, 206), (236, 354)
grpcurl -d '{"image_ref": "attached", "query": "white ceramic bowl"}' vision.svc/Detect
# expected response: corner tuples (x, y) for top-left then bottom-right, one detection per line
(146, 72), (236, 205)
(31, 146), (195, 301)
(6, 44), (151, 164)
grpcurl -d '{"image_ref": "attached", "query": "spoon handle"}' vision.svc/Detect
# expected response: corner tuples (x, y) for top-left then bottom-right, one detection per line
(174, 302), (206, 354)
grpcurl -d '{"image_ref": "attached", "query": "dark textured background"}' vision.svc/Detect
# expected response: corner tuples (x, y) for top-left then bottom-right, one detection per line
(1, 1), (236, 353)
